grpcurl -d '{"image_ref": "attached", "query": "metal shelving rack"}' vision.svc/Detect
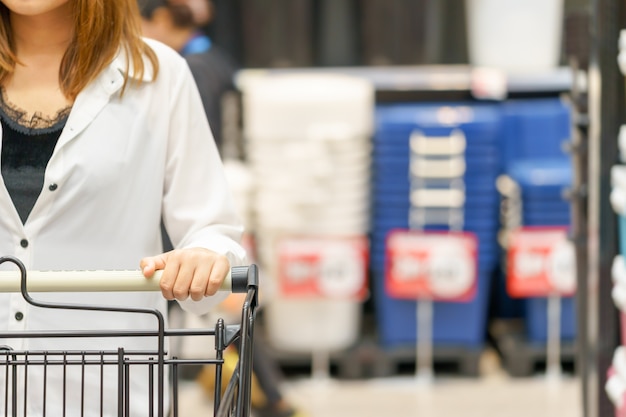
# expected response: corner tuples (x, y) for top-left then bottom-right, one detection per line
(579, 0), (626, 416)
(237, 65), (576, 103)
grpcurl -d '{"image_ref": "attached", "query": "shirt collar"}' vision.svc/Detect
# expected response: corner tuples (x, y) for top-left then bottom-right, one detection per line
(98, 44), (155, 95)
(110, 46), (155, 82)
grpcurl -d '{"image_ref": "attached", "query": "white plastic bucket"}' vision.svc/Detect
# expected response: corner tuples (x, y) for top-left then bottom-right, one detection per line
(264, 299), (362, 353)
(465, 0), (564, 73)
(241, 73), (374, 356)
(242, 73), (374, 141)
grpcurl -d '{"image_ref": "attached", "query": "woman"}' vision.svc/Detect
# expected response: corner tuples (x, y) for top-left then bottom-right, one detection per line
(0, 0), (246, 415)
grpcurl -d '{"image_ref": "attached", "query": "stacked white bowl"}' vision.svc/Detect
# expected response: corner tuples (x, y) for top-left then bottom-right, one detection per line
(241, 73), (374, 354)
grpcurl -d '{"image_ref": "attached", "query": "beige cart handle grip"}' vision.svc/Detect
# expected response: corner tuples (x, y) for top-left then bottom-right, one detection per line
(0, 269), (234, 293)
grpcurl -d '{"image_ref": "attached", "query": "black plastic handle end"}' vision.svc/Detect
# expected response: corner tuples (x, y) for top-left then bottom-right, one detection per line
(230, 264), (259, 293)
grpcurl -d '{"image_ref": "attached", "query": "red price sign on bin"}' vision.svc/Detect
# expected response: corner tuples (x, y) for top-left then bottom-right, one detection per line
(277, 236), (369, 300)
(385, 230), (478, 301)
(506, 227), (576, 298)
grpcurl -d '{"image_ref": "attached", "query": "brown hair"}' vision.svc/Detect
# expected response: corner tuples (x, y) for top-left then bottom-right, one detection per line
(0, 0), (159, 100)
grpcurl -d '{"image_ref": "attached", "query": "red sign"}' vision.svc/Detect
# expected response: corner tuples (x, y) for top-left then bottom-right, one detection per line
(385, 230), (478, 301)
(506, 227), (576, 298)
(277, 236), (369, 300)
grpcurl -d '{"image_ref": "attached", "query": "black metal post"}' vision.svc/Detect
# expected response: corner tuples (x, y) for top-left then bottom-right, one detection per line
(584, 0), (625, 415)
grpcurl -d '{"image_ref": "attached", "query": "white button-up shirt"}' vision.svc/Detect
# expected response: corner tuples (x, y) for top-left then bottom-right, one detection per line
(0, 39), (246, 416)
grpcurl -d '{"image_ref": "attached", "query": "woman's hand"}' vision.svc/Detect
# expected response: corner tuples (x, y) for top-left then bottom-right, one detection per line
(140, 248), (230, 301)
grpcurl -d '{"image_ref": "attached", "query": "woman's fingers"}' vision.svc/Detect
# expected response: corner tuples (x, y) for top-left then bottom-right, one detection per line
(140, 248), (230, 301)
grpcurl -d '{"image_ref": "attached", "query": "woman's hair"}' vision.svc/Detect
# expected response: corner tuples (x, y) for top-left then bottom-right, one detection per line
(0, 0), (160, 100)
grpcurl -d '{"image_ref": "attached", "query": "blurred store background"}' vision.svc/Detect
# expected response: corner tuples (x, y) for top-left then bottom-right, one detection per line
(207, 0), (588, 69)
(168, 0), (626, 416)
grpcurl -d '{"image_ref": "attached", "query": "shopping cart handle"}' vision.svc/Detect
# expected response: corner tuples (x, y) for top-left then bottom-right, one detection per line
(0, 266), (256, 293)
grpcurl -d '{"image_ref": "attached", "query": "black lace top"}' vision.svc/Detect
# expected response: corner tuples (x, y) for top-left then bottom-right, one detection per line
(0, 88), (72, 224)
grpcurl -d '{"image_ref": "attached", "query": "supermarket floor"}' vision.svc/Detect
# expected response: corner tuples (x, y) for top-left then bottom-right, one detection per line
(178, 350), (583, 417)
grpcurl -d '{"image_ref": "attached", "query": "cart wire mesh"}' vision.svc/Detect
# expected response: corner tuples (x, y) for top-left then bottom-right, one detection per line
(0, 256), (259, 417)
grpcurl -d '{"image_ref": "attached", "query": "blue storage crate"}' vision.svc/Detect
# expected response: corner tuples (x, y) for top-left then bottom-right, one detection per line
(485, 99), (574, 324)
(506, 159), (572, 226)
(507, 159), (571, 189)
(373, 154), (501, 173)
(501, 98), (572, 168)
(503, 158), (575, 342)
(375, 104), (502, 148)
(523, 200), (571, 214)
(523, 213), (570, 227)
(371, 262), (495, 348)
(374, 142), (499, 159)
(371, 102), (502, 349)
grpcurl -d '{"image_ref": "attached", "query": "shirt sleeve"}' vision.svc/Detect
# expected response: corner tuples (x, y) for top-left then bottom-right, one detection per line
(160, 55), (247, 315)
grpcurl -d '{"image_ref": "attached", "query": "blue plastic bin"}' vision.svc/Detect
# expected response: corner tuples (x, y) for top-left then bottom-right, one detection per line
(371, 102), (501, 348)
(506, 160), (575, 342)
(500, 98), (572, 168)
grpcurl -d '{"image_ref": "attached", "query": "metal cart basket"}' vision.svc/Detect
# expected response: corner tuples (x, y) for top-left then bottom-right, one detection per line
(0, 256), (259, 417)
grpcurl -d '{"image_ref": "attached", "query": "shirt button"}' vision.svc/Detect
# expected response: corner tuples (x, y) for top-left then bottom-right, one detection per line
(48, 183), (58, 191)
(20, 239), (28, 248)
(14, 312), (23, 321)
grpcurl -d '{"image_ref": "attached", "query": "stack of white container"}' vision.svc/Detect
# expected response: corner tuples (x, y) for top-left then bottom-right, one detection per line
(241, 73), (374, 354)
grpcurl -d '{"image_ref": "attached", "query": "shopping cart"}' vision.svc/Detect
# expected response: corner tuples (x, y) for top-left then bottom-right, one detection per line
(0, 255), (259, 417)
